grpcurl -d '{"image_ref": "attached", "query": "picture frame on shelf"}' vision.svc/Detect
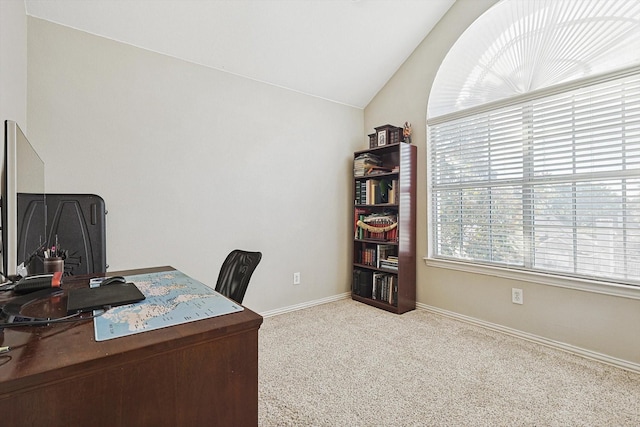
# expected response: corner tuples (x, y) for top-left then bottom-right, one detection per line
(377, 129), (387, 146)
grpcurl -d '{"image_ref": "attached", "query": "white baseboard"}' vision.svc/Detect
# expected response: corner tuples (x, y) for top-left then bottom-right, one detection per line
(259, 292), (350, 318)
(417, 302), (640, 374)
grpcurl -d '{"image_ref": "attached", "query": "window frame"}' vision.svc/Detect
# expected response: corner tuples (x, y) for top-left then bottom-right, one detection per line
(426, 64), (640, 300)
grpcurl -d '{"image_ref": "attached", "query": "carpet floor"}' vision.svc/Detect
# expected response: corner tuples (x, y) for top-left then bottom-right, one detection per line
(258, 299), (640, 426)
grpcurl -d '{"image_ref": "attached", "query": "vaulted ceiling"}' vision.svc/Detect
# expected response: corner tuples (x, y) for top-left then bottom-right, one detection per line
(25, 0), (455, 108)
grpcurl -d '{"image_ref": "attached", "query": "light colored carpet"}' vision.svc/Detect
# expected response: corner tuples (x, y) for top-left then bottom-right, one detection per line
(258, 299), (640, 426)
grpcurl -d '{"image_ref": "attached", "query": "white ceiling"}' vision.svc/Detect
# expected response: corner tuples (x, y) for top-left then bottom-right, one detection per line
(24, 0), (455, 108)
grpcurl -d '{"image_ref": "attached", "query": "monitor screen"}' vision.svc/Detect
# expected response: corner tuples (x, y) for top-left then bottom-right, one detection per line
(2, 120), (46, 280)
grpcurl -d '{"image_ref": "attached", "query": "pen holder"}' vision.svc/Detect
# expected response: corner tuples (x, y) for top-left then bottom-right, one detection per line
(44, 257), (64, 273)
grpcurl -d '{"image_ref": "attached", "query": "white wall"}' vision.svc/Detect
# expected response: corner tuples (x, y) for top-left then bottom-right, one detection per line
(0, 0), (27, 129)
(365, 0), (640, 368)
(27, 17), (363, 313)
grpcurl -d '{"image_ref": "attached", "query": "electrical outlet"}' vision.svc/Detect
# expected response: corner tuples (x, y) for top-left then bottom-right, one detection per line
(293, 272), (301, 285)
(512, 288), (523, 304)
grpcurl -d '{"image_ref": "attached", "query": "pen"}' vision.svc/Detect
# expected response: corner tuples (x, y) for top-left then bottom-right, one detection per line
(0, 346), (9, 354)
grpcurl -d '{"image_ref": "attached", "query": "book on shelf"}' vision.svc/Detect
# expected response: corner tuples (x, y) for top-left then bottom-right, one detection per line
(355, 212), (398, 241)
(379, 261), (398, 271)
(357, 246), (375, 266)
(379, 248), (398, 271)
(367, 179), (380, 205)
(371, 272), (397, 306)
(354, 208), (367, 239)
(353, 269), (373, 298)
(354, 243), (398, 269)
(388, 179), (397, 204)
(355, 178), (398, 205)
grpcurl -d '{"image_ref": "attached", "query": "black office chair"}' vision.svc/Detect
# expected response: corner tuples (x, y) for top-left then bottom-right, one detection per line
(215, 250), (262, 304)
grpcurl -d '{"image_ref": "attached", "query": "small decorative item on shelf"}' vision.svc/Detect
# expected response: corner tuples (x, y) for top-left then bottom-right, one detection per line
(403, 122), (412, 144)
(355, 212), (398, 241)
(374, 124), (404, 147)
(368, 133), (377, 148)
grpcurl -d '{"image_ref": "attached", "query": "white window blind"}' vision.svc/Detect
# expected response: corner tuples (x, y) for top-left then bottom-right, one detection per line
(428, 0), (640, 119)
(429, 73), (640, 284)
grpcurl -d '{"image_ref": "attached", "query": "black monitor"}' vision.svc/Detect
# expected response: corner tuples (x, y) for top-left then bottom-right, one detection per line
(2, 120), (46, 280)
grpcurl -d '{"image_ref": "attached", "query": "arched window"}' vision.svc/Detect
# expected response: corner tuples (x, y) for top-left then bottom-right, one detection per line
(427, 0), (640, 288)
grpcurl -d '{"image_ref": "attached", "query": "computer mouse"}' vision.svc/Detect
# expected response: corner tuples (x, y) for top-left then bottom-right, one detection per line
(100, 276), (127, 286)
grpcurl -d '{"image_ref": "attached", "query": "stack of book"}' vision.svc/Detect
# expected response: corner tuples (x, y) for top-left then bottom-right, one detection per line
(376, 245), (395, 268)
(379, 255), (398, 271)
(354, 153), (382, 177)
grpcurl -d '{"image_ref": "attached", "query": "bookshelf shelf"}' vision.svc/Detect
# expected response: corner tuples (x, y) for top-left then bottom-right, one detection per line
(352, 140), (416, 314)
(354, 204), (399, 208)
(355, 239), (399, 245)
(353, 264), (400, 274)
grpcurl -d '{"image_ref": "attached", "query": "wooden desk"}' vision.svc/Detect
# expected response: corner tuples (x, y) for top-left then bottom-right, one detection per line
(0, 266), (262, 426)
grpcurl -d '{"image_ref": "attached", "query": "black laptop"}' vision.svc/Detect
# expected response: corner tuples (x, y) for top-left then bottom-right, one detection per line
(66, 282), (145, 314)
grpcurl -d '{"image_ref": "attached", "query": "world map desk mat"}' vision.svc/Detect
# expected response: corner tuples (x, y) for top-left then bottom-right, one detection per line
(93, 270), (244, 341)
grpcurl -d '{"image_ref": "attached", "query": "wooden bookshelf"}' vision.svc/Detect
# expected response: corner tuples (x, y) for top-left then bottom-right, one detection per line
(352, 141), (416, 314)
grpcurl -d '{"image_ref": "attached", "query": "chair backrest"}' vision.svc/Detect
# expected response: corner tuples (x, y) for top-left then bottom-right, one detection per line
(215, 250), (262, 304)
